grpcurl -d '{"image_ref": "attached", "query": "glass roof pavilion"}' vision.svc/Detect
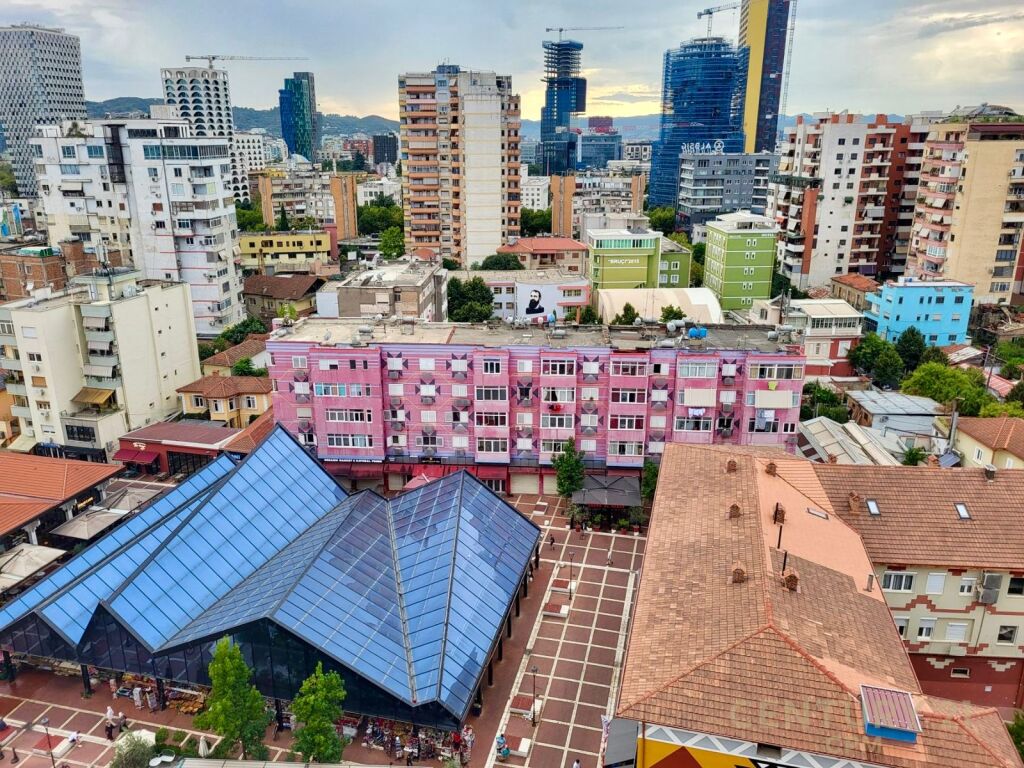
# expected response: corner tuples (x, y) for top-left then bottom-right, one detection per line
(0, 426), (541, 729)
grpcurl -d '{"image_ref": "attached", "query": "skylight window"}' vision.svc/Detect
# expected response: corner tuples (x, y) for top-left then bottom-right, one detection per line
(955, 503), (970, 520)
(806, 507), (829, 520)
(866, 499), (880, 516)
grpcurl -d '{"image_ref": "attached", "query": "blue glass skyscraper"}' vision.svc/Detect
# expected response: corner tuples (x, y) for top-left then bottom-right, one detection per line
(279, 72), (319, 160)
(648, 38), (748, 208)
(540, 39), (586, 175)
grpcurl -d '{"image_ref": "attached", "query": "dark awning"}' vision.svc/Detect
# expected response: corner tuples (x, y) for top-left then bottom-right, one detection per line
(572, 474), (642, 508)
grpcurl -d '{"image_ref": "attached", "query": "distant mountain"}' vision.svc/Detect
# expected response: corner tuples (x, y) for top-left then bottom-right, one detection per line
(521, 114), (663, 142)
(86, 97), (398, 139)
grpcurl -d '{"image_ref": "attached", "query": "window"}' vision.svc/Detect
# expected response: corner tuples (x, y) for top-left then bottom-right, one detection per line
(475, 411), (508, 427)
(542, 359), (576, 376)
(866, 499), (880, 516)
(997, 625), (1018, 644)
(315, 383), (343, 397)
(388, 383), (404, 396)
(959, 577), (977, 595)
(611, 360), (647, 376)
(475, 386), (507, 401)
(243, 396), (257, 409)
(542, 387), (575, 403)
(609, 441), (644, 456)
(925, 573), (946, 595)
(580, 439), (597, 452)
(611, 388), (646, 403)
(882, 572), (915, 592)
(610, 415), (645, 430)
(1009, 577), (1024, 596)
(419, 358), (435, 371)
(750, 363), (803, 380)
(416, 434), (441, 448)
(452, 384), (468, 397)
(477, 437), (508, 453)
(950, 668), (970, 679)
(517, 360), (533, 373)
(86, 145), (104, 159)
(387, 357), (404, 371)
(675, 416), (712, 431)
(541, 414), (574, 429)
(59, 164), (81, 175)
(291, 356), (308, 369)
(326, 434), (373, 448)
(0, 321), (12, 335)
(955, 503), (970, 519)
(541, 439), (568, 453)
(482, 359), (502, 374)
(582, 361), (599, 375)
(326, 409), (372, 423)
(419, 384), (437, 397)
(450, 358), (468, 373)
(61, 145), (76, 159)
(421, 411), (437, 423)
(895, 617), (909, 637)
(580, 413), (598, 428)
(581, 387), (599, 401)
(945, 622), (968, 642)
(917, 619), (935, 640)
(452, 436), (469, 449)
(293, 382), (310, 395)
(447, 411), (468, 424)
(678, 361), (717, 378)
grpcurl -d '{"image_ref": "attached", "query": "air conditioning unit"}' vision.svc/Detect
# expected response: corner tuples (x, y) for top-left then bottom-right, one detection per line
(718, 427), (734, 437)
(978, 572), (1002, 604)
(721, 401), (733, 413)
(32, 364), (41, 373)
(39, 410), (50, 418)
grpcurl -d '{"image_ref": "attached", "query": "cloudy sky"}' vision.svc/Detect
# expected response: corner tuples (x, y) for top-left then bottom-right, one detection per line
(8, 0), (1023, 119)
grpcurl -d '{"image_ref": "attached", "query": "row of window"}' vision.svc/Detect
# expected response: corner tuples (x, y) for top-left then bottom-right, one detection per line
(191, 395), (259, 410)
(883, 572), (1024, 596)
(895, 616), (1018, 645)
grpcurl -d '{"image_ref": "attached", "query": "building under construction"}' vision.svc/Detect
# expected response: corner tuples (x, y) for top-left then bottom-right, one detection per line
(540, 39), (586, 175)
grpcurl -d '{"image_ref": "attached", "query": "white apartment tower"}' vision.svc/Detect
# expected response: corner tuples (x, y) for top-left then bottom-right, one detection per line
(398, 65), (521, 266)
(31, 114), (245, 336)
(160, 65), (251, 202)
(0, 24), (86, 196)
(0, 269), (200, 458)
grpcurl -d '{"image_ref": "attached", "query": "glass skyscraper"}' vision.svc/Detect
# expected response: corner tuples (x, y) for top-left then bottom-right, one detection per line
(648, 38), (747, 208)
(279, 72), (319, 161)
(540, 39), (586, 175)
(739, 0), (792, 153)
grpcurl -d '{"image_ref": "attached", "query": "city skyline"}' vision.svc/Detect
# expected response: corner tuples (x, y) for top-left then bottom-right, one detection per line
(6, 0), (1022, 122)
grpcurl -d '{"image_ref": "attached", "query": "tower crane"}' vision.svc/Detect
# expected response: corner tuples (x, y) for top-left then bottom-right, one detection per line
(544, 26), (624, 42)
(696, 3), (740, 37)
(184, 54), (309, 68)
(776, 0), (799, 123)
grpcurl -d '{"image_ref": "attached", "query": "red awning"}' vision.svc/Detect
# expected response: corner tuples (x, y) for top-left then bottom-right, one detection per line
(133, 450), (160, 464)
(112, 448), (140, 462)
(419, 465), (445, 478)
(348, 463), (384, 479)
(474, 465), (508, 480)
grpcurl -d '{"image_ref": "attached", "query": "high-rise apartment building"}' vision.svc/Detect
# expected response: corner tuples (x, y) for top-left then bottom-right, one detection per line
(768, 112), (912, 290)
(232, 130), (267, 190)
(676, 151), (778, 232)
(253, 164), (359, 243)
(649, 38), (748, 207)
(738, 0), (791, 153)
(550, 172), (645, 238)
(32, 114), (245, 336)
(279, 72), (319, 161)
(0, 24), (86, 196)
(398, 65), (521, 266)
(540, 40), (586, 175)
(908, 119), (1024, 304)
(372, 133), (398, 165)
(161, 64), (251, 202)
(703, 211), (778, 310)
(0, 268), (200, 458)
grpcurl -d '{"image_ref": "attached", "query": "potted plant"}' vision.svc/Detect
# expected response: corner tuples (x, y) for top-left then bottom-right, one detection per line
(617, 518), (630, 534)
(629, 507), (645, 535)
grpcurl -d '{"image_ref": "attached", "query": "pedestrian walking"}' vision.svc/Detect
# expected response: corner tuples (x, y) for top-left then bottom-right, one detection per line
(69, 731), (81, 749)
(117, 712), (127, 732)
(132, 685), (143, 709)
(104, 722), (114, 741)
(108, 678), (118, 700)
(105, 705), (115, 722)
(572, 759), (582, 768)
(548, 533), (556, 549)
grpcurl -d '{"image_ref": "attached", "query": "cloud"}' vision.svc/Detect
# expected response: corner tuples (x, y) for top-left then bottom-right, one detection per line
(916, 10), (1024, 38)
(590, 90), (659, 104)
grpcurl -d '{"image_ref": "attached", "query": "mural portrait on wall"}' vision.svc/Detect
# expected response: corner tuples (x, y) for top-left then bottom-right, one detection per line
(525, 289), (545, 316)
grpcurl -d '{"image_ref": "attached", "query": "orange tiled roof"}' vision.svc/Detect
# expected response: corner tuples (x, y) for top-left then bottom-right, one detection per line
(224, 408), (275, 454)
(242, 274), (323, 301)
(202, 336), (268, 369)
(832, 273), (882, 292)
(813, 461), (1024, 569)
(496, 237), (586, 254)
(177, 375), (273, 399)
(0, 454), (121, 535)
(956, 415), (1024, 459)
(617, 444), (1021, 768)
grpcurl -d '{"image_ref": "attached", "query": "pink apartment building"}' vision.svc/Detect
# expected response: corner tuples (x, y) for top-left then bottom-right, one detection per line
(268, 318), (806, 493)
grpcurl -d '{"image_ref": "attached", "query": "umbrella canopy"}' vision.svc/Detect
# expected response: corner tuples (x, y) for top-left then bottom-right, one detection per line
(51, 508), (127, 540)
(0, 544), (65, 591)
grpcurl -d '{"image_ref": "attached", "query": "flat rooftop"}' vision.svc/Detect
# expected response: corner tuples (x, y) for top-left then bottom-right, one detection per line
(273, 317), (800, 353)
(447, 269), (585, 284)
(790, 298), (862, 317)
(334, 261), (436, 288)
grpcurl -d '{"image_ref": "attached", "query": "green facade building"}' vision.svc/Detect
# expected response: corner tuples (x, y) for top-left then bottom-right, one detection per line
(703, 212), (778, 310)
(587, 228), (689, 290)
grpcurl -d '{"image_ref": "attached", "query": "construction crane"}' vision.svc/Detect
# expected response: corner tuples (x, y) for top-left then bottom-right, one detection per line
(776, 0), (799, 123)
(184, 54), (308, 68)
(544, 26), (624, 42)
(696, 3), (740, 37)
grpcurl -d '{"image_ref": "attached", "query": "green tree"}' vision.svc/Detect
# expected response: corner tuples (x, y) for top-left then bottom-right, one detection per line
(848, 333), (890, 373)
(291, 216), (318, 231)
(198, 342), (219, 361)
(577, 305), (599, 324)
(357, 195), (403, 235)
(395, 159), (402, 177)
(666, 232), (690, 249)
(110, 733), (153, 768)
(1001, 362), (1022, 381)
(895, 326), (926, 372)
(278, 303), (299, 323)
(980, 401), (1024, 418)
(292, 662), (347, 763)
(447, 277), (495, 323)
(641, 460), (659, 502)
(236, 206), (267, 233)
(441, 257), (461, 270)
(660, 305), (685, 322)
(552, 437), (585, 498)
(477, 253), (524, 271)
(901, 362), (994, 415)
(378, 226), (405, 259)
(276, 204), (289, 232)
(219, 316), (267, 346)
(520, 208), (552, 237)
(0, 161), (17, 195)
(689, 260), (704, 287)
(872, 346), (906, 389)
(647, 206), (676, 235)
(919, 346), (949, 367)
(800, 382), (845, 421)
(1007, 380), (1024, 406)
(691, 242), (706, 265)
(771, 271), (808, 299)
(612, 302), (639, 326)
(902, 446), (928, 466)
(194, 638), (271, 760)
(232, 357), (257, 376)
(1007, 710), (1024, 762)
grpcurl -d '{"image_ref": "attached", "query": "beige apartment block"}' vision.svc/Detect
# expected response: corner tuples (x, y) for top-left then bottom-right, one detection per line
(238, 231), (331, 275)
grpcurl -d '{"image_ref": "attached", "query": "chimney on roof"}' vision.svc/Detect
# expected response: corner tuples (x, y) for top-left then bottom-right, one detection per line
(773, 503), (786, 525)
(766, 461), (778, 476)
(726, 459), (738, 473)
(926, 454), (940, 467)
(984, 464), (996, 481)
(728, 503), (741, 519)
(848, 491), (864, 514)
(783, 569), (800, 591)
(731, 562), (747, 584)
(866, 573), (875, 592)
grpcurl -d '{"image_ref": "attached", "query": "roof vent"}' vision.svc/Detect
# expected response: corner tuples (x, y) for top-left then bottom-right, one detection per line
(848, 491), (864, 514)
(731, 562), (747, 584)
(765, 461), (777, 476)
(728, 503), (741, 519)
(773, 503), (786, 525)
(726, 459), (737, 473)
(782, 569), (800, 591)
(860, 685), (922, 744)
(984, 464), (996, 481)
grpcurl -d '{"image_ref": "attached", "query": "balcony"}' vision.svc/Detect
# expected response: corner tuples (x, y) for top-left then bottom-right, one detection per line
(0, 356), (21, 371)
(5, 382), (26, 397)
(88, 352), (119, 367)
(84, 329), (115, 344)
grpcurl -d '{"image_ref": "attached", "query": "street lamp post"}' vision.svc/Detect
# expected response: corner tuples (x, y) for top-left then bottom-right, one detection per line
(567, 552), (575, 599)
(39, 717), (56, 768)
(530, 665), (539, 727)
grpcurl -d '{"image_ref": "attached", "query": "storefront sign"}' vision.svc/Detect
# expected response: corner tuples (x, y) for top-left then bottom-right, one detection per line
(681, 139), (726, 155)
(606, 258), (642, 266)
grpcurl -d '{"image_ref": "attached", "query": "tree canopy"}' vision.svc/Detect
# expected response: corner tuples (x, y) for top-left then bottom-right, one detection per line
(895, 326), (926, 372)
(476, 253), (524, 271)
(902, 446), (928, 466)
(110, 733), (153, 768)
(901, 362), (994, 416)
(612, 302), (639, 326)
(357, 195), (403, 235)
(659, 305), (685, 322)
(231, 357), (268, 377)
(577, 305), (599, 324)
(980, 401), (1024, 418)
(641, 460), (659, 502)
(292, 662), (347, 763)
(378, 226), (405, 259)
(276, 204), (289, 232)
(848, 333), (892, 374)
(220, 316), (267, 346)
(690, 242), (706, 265)
(520, 208), (552, 237)
(194, 638), (271, 759)
(647, 206), (677, 236)
(552, 438), (585, 498)
(0, 161), (17, 195)
(235, 200), (267, 232)
(447, 277), (495, 323)
(872, 346), (906, 389)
